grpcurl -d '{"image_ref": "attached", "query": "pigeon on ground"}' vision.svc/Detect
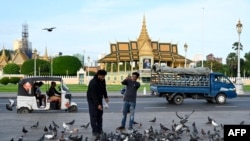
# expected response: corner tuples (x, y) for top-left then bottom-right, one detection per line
(6, 99), (15, 111)
(44, 126), (48, 133)
(201, 128), (206, 136)
(133, 121), (139, 124)
(206, 116), (218, 126)
(37, 133), (45, 141)
(149, 117), (156, 123)
(192, 122), (198, 135)
(52, 120), (60, 128)
(240, 121), (245, 125)
(81, 122), (90, 129)
(137, 122), (142, 128)
(44, 133), (56, 140)
(42, 27), (56, 32)
(22, 126), (28, 135)
(159, 123), (170, 131)
(30, 121), (39, 128)
(63, 122), (71, 131)
(66, 119), (75, 126)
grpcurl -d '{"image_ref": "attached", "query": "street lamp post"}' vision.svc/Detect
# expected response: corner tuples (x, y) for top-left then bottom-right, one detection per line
(87, 56), (90, 84)
(51, 56), (53, 76)
(235, 20), (244, 94)
(33, 49), (37, 76)
(184, 43), (188, 68)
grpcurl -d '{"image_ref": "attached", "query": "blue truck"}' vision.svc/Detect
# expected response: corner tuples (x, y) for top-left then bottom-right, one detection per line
(150, 65), (238, 105)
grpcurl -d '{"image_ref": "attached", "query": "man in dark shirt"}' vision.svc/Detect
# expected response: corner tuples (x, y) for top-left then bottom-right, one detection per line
(48, 81), (61, 103)
(116, 72), (140, 131)
(87, 70), (109, 136)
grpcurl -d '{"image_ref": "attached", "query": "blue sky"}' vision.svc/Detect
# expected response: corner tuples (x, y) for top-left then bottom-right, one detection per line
(0, 0), (249, 64)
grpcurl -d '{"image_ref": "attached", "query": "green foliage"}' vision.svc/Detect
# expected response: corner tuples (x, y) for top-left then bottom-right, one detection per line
(204, 60), (223, 73)
(3, 63), (20, 74)
(243, 51), (250, 77)
(53, 56), (82, 75)
(9, 77), (20, 84)
(226, 52), (237, 77)
(21, 59), (50, 75)
(0, 77), (10, 85)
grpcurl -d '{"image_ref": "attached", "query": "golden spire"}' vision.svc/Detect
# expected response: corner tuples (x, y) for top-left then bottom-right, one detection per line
(137, 15), (151, 45)
(1, 46), (7, 58)
(44, 46), (48, 58)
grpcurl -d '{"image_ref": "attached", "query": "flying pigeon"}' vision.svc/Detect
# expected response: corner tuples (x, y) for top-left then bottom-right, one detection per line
(175, 110), (195, 120)
(42, 27), (56, 32)
(6, 99), (15, 111)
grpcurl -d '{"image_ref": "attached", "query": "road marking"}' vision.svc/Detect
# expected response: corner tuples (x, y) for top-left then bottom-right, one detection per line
(215, 106), (238, 108)
(144, 107), (166, 109)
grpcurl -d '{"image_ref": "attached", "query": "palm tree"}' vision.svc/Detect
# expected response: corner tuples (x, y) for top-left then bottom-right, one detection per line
(232, 42), (243, 50)
(226, 52), (237, 77)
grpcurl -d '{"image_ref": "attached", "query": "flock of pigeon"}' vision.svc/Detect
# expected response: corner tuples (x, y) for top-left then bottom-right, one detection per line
(4, 99), (246, 141)
(9, 119), (90, 141)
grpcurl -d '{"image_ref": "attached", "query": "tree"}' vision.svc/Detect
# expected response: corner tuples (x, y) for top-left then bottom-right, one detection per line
(232, 42), (243, 50)
(226, 52), (237, 77)
(3, 63), (20, 74)
(204, 60), (223, 73)
(243, 51), (250, 77)
(52, 56), (82, 75)
(21, 59), (50, 75)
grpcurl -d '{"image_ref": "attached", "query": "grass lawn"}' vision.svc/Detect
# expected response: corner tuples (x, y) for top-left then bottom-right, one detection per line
(0, 84), (151, 93)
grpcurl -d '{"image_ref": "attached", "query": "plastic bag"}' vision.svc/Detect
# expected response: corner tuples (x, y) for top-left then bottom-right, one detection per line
(103, 101), (109, 109)
(120, 87), (126, 95)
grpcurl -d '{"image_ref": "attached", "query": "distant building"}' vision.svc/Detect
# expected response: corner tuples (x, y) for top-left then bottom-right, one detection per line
(206, 53), (222, 63)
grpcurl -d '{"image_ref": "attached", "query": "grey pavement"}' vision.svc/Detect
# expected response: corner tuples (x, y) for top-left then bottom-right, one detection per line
(1, 111), (250, 140)
(1, 92), (250, 141)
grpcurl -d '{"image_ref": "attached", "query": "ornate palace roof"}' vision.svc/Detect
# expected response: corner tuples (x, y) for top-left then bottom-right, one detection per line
(98, 16), (189, 64)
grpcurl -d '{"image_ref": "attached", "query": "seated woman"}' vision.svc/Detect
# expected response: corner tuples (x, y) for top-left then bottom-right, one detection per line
(48, 81), (61, 104)
(34, 82), (46, 107)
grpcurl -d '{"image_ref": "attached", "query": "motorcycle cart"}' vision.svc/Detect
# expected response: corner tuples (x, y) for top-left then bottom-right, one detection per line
(16, 76), (78, 113)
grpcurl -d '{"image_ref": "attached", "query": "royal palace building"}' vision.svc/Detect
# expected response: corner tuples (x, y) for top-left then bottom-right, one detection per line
(98, 16), (191, 84)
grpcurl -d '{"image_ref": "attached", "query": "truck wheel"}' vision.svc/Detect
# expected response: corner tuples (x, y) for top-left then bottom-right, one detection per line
(173, 95), (184, 105)
(18, 107), (30, 114)
(215, 93), (226, 104)
(68, 105), (78, 113)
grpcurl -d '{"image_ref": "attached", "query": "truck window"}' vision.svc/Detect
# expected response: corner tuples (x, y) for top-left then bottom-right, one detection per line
(214, 75), (230, 84)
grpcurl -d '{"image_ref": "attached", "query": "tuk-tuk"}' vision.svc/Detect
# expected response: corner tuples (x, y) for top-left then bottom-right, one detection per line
(16, 76), (78, 113)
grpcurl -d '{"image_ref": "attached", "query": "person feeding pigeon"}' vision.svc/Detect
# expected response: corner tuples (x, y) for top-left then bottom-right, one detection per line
(116, 72), (140, 131)
(87, 69), (109, 137)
